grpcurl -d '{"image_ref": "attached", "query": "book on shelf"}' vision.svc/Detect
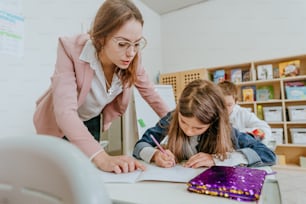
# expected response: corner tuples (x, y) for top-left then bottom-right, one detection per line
(213, 69), (226, 84)
(241, 85), (256, 102)
(242, 69), (251, 82)
(273, 67), (280, 79)
(230, 68), (242, 83)
(279, 60), (300, 77)
(257, 64), (273, 80)
(256, 86), (274, 101)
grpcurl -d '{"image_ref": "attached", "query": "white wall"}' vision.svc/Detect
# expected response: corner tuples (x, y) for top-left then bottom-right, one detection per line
(2, 0), (306, 147)
(161, 0), (306, 73)
(0, 0), (162, 138)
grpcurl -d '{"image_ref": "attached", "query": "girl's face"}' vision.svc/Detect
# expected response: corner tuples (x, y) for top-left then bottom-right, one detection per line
(101, 19), (144, 69)
(178, 113), (210, 137)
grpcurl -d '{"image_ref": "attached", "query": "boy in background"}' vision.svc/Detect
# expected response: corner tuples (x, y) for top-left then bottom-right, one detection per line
(218, 81), (274, 148)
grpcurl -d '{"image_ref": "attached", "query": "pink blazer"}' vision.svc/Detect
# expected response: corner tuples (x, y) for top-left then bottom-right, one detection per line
(33, 34), (169, 158)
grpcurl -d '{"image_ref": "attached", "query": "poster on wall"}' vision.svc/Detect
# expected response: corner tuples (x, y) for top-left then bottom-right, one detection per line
(0, 0), (22, 13)
(0, 0), (24, 57)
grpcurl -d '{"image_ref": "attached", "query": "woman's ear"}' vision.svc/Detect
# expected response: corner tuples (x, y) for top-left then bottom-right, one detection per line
(100, 38), (105, 48)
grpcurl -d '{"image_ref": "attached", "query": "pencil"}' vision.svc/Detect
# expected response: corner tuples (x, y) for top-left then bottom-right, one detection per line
(150, 134), (167, 155)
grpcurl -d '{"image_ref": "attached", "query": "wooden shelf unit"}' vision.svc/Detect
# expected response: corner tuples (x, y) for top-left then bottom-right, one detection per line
(205, 54), (306, 147)
(159, 68), (207, 102)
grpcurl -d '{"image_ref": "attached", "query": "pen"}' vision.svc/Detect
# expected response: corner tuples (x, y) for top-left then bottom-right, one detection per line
(150, 134), (176, 166)
(150, 134), (168, 155)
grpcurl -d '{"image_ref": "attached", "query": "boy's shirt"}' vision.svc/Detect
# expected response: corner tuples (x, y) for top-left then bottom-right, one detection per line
(229, 104), (273, 146)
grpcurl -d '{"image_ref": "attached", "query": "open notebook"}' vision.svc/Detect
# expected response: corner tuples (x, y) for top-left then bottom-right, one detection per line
(98, 162), (204, 183)
(98, 161), (274, 184)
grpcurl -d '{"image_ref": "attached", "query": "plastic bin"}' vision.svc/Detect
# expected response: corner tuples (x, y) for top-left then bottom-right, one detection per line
(271, 128), (283, 145)
(290, 128), (306, 144)
(288, 105), (306, 121)
(263, 106), (283, 122)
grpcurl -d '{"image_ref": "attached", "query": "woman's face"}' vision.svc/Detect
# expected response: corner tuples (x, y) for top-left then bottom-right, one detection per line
(101, 19), (144, 69)
(178, 113), (210, 137)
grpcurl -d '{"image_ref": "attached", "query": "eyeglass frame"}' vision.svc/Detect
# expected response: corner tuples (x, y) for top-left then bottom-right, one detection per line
(111, 37), (147, 53)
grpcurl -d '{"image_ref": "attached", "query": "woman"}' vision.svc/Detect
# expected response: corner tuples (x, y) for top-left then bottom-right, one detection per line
(33, 0), (169, 173)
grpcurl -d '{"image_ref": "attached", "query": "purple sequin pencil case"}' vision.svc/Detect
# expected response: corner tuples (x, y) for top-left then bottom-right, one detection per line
(187, 166), (267, 202)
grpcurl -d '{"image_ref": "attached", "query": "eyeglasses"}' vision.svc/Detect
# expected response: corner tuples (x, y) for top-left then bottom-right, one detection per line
(112, 37), (147, 53)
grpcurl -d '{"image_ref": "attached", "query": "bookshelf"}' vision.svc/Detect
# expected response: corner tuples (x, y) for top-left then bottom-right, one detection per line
(160, 54), (306, 168)
(205, 54), (306, 168)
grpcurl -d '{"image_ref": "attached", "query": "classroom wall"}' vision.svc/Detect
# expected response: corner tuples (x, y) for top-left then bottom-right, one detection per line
(0, 0), (162, 138)
(161, 0), (306, 73)
(3, 0), (305, 150)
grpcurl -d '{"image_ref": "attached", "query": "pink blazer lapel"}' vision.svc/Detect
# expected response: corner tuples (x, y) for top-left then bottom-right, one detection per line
(77, 65), (94, 107)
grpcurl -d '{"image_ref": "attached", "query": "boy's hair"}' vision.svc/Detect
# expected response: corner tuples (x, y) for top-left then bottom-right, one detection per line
(218, 80), (239, 102)
(89, 0), (143, 87)
(167, 79), (233, 162)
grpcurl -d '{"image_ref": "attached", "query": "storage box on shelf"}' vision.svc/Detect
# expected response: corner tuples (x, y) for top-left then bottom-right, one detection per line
(271, 128), (284, 145)
(288, 105), (306, 122)
(263, 106), (283, 122)
(290, 128), (306, 145)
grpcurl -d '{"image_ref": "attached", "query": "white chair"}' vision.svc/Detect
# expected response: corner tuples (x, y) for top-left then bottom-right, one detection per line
(0, 135), (111, 204)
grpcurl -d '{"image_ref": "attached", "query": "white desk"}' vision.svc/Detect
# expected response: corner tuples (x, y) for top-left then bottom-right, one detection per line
(105, 175), (281, 204)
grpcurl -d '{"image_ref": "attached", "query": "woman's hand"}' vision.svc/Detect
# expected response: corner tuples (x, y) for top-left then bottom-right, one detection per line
(93, 151), (146, 174)
(152, 149), (176, 168)
(184, 152), (215, 168)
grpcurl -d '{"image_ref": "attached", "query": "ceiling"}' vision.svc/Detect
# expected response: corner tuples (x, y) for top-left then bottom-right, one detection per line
(139, 0), (209, 15)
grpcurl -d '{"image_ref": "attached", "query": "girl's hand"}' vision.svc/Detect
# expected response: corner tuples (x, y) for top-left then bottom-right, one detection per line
(93, 151), (146, 174)
(184, 152), (215, 168)
(152, 149), (176, 168)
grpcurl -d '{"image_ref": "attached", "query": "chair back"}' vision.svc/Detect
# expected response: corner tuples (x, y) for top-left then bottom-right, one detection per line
(0, 135), (111, 204)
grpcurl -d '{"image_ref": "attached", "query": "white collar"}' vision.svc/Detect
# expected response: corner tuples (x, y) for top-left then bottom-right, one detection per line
(79, 39), (100, 70)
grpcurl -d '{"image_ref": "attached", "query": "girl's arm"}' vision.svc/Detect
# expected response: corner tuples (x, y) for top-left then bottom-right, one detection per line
(233, 128), (276, 167)
(133, 112), (172, 162)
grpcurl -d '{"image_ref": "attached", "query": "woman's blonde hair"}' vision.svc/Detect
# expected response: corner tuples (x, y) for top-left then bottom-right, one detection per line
(167, 79), (233, 162)
(89, 0), (144, 87)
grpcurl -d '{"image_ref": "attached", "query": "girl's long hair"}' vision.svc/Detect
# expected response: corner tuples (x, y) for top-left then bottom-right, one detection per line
(167, 79), (233, 161)
(89, 0), (144, 87)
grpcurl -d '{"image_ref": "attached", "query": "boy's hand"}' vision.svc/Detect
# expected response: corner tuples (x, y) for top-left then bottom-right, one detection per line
(248, 128), (265, 140)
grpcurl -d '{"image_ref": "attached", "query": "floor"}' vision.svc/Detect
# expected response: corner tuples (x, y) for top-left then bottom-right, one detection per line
(272, 166), (306, 204)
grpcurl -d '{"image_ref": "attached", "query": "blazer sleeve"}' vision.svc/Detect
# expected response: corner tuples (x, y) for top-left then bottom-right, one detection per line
(51, 36), (102, 158)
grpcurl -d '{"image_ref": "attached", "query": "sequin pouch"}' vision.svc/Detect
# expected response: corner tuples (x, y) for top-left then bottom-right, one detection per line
(187, 166), (267, 202)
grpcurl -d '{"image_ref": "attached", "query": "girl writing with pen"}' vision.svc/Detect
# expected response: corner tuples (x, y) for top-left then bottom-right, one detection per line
(133, 79), (276, 168)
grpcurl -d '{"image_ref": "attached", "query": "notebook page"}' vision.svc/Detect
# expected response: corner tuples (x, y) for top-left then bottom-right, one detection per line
(99, 169), (142, 183)
(137, 163), (205, 183)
